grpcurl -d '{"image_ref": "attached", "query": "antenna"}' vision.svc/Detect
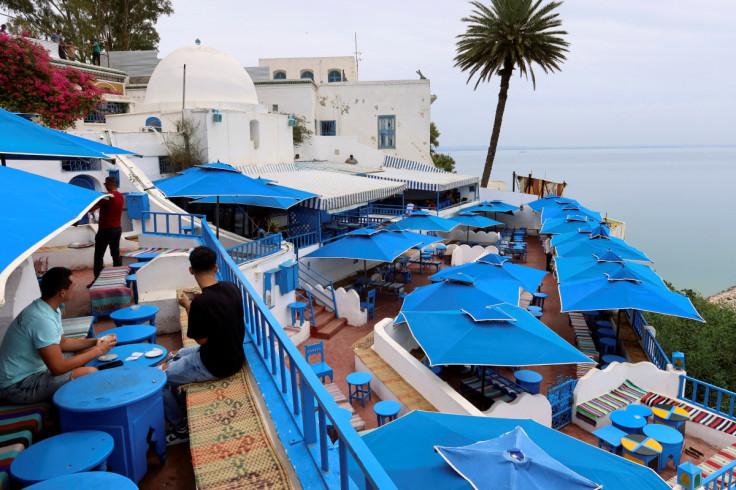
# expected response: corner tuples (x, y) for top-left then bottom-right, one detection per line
(354, 33), (363, 79)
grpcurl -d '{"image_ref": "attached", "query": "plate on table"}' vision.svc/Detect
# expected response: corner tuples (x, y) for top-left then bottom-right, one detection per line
(98, 354), (117, 362)
(145, 348), (164, 358)
(68, 241), (94, 249)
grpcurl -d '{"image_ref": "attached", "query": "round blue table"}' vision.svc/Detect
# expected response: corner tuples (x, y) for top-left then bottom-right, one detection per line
(610, 409), (647, 434)
(25, 471), (138, 489)
(347, 372), (372, 407)
(134, 253), (158, 262)
(10, 430), (114, 486)
(599, 337), (616, 356)
(86, 343), (166, 368)
(374, 400), (401, 426)
(128, 262), (146, 273)
(602, 354), (627, 365)
(627, 404), (653, 419)
(110, 305), (159, 327)
(514, 370), (543, 394)
(643, 423), (684, 471)
(526, 305), (542, 313)
(596, 320), (614, 329)
(97, 324), (156, 345)
(53, 366), (167, 484)
(597, 327), (616, 338)
(532, 292), (547, 308)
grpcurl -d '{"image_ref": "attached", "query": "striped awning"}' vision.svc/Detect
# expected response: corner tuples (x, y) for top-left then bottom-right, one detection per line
(238, 164), (405, 212)
(366, 167), (478, 192)
(295, 161), (384, 175)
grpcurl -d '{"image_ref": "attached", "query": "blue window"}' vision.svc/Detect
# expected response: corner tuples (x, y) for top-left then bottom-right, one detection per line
(327, 70), (342, 83)
(145, 117), (162, 132)
(273, 71), (286, 80)
(301, 71), (314, 80)
(158, 156), (173, 174)
(378, 115), (396, 149)
(320, 120), (336, 136)
(84, 102), (129, 123)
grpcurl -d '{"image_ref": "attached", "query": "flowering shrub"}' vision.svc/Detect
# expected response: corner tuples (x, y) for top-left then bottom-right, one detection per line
(0, 34), (106, 129)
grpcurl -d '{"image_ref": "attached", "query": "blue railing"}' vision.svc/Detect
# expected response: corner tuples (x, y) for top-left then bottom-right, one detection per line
(331, 214), (386, 226)
(226, 234), (283, 265)
(679, 375), (736, 422)
(288, 231), (319, 255)
(298, 262), (338, 317)
(627, 309), (670, 370)
(141, 211), (204, 238)
(198, 219), (395, 489)
(701, 459), (736, 489)
(366, 203), (405, 217)
(295, 287), (316, 326)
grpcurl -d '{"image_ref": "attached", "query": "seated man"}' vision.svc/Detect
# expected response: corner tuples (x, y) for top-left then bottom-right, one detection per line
(0, 267), (116, 404)
(163, 246), (246, 445)
(345, 154), (358, 164)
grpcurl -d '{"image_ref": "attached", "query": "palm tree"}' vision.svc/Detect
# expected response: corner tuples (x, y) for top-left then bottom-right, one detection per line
(455, 0), (569, 187)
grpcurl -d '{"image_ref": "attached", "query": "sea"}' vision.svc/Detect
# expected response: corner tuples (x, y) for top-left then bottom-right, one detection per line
(443, 146), (736, 298)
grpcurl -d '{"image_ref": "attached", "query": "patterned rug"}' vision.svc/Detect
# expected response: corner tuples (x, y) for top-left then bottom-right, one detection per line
(187, 369), (290, 489)
(352, 333), (437, 412)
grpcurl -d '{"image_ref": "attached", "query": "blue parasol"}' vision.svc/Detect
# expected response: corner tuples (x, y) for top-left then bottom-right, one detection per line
(430, 253), (547, 294)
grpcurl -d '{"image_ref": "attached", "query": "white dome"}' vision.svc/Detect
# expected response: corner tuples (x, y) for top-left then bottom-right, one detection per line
(145, 44), (258, 108)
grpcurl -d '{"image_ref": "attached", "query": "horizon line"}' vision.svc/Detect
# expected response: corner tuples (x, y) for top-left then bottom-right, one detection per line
(438, 144), (736, 152)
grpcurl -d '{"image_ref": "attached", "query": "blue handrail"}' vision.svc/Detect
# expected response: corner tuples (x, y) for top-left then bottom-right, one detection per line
(627, 309), (670, 370)
(288, 231), (319, 257)
(196, 219), (392, 488)
(701, 458), (736, 489)
(141, 211), (205, 237)
(298, 262), (338, 316)
(226, 234), (283, 265)
(679, 375), (736, 422)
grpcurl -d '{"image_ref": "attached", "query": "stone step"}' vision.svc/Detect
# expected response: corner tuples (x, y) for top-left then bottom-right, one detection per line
(314, 310), (334, 328)
(312, 317), (347, 339)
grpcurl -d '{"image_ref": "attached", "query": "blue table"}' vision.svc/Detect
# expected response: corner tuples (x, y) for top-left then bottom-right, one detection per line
(287, 302), (307, 326)
(97, 324), (156, 345)
(643, 423), (684, 471)
(347, 372), (372, 407)
(532, 292), (547, 308)
(53, 366), (167, 483)
(596, 320), (614, 329)
(128, 262), (146, 273)
(514, 370), (543, 394)
(599, 337), (616, 356)
(110, 305), (158, 327)
(526, 305), (542, 313)
(610, 409), (647, 434)
(25, 471), (137, 489)
(10, 430), (114, 486)
(602, 354), (627, 365)
(374, 400), (401, 427)
(621, 433), (662, 471)
(597, 327), (615, 338)
(86, 343), (167, 369)
(592, 425), (627, 454)
(627, 404), (653, 421)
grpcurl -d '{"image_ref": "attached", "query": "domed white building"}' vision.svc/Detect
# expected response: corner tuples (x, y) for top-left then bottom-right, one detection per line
(104, 43), (294, 167)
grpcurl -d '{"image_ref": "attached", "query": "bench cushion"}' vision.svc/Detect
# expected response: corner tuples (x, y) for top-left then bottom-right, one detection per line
(576, 380), (647, 426)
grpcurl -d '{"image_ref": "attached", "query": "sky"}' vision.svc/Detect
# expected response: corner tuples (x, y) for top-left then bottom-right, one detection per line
(7, 1), (735, 148)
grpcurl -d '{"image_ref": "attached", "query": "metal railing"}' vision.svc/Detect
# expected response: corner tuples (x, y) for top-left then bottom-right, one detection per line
(627, 309), (670, 370)
(295, 287), (316, 326)
(298, 262), (338, 317)
(141, 211), (204, 238)
(679, 375), (736, 422)
(226, 234), (283, 265)
(331, 214), (386, 226)
(701, 459), (736, 489)
(288, 231), (319, 256)
(366, 203), (405, 218)
(198, 219), (395, 489)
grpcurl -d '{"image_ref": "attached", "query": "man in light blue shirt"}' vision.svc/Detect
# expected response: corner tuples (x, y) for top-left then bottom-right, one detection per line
(0, 267), (116, 404)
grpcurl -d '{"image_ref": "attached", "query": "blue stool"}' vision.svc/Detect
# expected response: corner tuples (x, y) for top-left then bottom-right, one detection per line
(532, 292), (547, 308)
(526, 305), (542, 313)
(599, 337), (616, 356)
(399, 293), (408, 301)
(109, 305), (158, 328)
(374, 400), (400, 427)
(597, 327), (615, 339)
(128, 262), (145, 273)
(126, 274), (138, 304)
(514, 369), (542, 394)
(347, 372), (372, 407)
(135, 253), (158, 263)
(288, 302), (307, 326)
(529, 310), (543, 319)
(24, 472), (137, 489)
(592, 425), (627, 454)
(97, 324), (156, 345)
(10, 430), (114, 486)
(602, 354), (627, 365)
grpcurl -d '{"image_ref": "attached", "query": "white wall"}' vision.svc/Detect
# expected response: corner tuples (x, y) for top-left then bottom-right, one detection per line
(0, 259), (40, 343)
(297, 135), (387, 168)
(259, 56), (358, 84)
(450, 244), (500, 267)
(240, 246), (298, 330)
(303, 283), (366, 327)
(255, 83), (317, 129)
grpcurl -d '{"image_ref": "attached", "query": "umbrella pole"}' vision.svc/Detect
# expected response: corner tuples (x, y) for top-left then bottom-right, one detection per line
(215, 196), (220, 239)
(466, 227), (470, 244)
(480, 366), (486, 410)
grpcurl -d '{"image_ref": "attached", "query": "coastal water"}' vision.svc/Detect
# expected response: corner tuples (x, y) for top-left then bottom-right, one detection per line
(444, 146), (736, 297)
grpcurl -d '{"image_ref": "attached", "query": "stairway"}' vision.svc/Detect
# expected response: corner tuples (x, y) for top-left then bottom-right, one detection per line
(304, 296), (347, 339)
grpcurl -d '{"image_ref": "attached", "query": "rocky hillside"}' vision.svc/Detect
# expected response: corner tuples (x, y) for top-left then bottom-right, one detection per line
(708, 285), (736, 309)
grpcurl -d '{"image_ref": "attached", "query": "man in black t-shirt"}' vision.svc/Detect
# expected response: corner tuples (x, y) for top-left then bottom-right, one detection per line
(162, 246), (245, 445)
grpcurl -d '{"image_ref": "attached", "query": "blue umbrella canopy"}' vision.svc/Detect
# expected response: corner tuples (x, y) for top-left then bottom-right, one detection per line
(542, 204), (603, 223)
(464, 200), (519, 215)
(550, 224), (611, 248)
(558, 268), (704, 321)
(540, 216), (601, 235)
(51, 131), (137, 157)
(401, 303), (594, 366)
(430, 253), (548, 293)
(435, 427), (600, 490)
(401, 273), (518, 311)
(554, 235), (652, 262)
(449, 212), (502, 229)
(0, 108), (111, 160)
(304, 228), (440, 262)
(555, 253), (665, 286)
(393, 210), (460, 232)
(0, 166), (104, 305)
(527, 195), (578, 211)
(348, 412), (670, 489)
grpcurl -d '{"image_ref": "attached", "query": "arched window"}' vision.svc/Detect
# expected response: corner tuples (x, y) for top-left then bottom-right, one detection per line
(301, 70), (314, 81)
(145, 116), (162, 132)
(327, 70), (342, 83)
(273, 71), (286, 80)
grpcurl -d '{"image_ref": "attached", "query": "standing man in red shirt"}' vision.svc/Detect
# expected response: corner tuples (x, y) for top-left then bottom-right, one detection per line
(88, 176), (124, 284)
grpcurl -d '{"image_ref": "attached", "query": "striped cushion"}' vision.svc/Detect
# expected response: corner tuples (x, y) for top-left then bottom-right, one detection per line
(576, 380), (647, 425)
(61, 316), (94, 338)
(324, 383), (347, 406)
(640, 392), (736, 435)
